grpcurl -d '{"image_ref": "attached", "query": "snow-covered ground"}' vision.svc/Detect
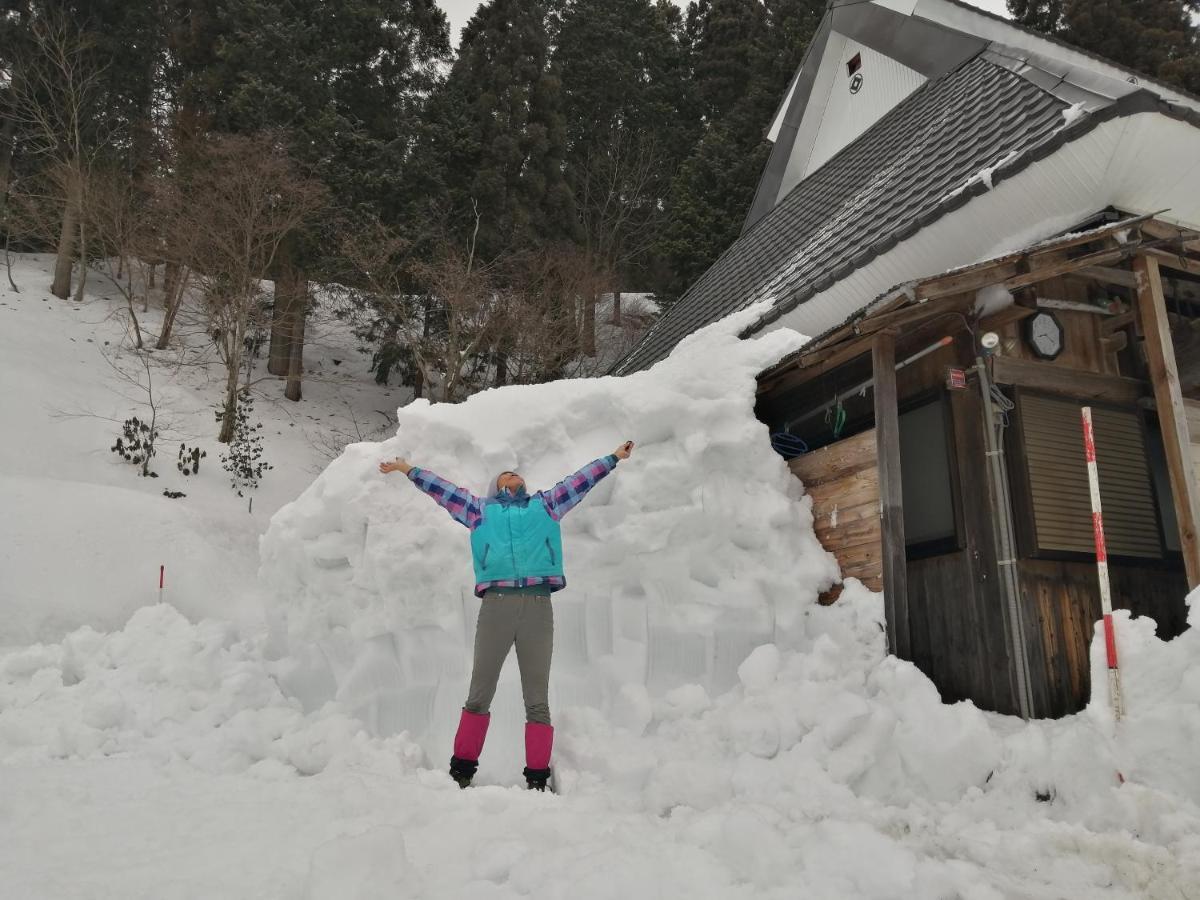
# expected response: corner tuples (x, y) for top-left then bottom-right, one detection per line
(0, 256), (408, 645)
(2, 255), (1200, 899)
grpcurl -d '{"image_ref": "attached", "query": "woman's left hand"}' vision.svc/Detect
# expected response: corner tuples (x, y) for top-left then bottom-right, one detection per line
(614, 441), (635, 460)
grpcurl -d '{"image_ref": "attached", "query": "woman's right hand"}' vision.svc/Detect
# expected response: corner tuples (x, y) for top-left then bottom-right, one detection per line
(379, 457), (412, 475)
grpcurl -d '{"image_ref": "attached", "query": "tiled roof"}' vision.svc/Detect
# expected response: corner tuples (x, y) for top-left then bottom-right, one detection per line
(612, 56), (1068, 374)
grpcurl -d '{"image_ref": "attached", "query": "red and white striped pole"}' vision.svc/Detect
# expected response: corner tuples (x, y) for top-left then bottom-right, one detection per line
(1080, 407), (1124, 721)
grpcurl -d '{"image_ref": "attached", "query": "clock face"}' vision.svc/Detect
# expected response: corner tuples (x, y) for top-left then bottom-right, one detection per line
(1026, 311), (1063, 360)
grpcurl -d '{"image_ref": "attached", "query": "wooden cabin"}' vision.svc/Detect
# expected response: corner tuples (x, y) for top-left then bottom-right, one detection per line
(756, 215), (1199, 718)
(613, 0), (1200, 717)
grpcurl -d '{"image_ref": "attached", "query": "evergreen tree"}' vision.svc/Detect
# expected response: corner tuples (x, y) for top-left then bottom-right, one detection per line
(411, 0), (575, 262)
(166, 0), (451, 389)
(655, 0), (821, 303)
(1009, 0), (1200, 94)
(553, 0), (696, 291)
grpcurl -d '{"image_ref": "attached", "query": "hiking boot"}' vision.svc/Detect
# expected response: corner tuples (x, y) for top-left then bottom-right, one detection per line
(523, 766), (552, 792)
(450, 756), (478, 789)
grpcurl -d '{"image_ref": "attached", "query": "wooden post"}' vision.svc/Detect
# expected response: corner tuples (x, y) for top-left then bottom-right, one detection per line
(873, 331), (910, 658)
(1134, 254), (1200, 588)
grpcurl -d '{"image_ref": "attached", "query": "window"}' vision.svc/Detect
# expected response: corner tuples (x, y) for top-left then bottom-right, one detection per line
(847, 53), (862, 77)
(899, 396), (959, 555)
(1017, 394), (1161, 558)
(1145, 421), (1182, 554)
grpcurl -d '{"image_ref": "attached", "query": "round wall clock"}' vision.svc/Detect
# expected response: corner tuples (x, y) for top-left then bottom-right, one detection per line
(1025, 310), (1064, 360)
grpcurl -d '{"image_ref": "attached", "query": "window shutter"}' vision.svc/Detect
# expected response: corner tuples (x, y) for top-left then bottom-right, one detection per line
(1020, 394), (1161, 558)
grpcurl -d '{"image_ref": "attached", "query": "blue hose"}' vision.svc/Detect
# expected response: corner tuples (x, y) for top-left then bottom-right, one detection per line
(770, 433), (809, 460)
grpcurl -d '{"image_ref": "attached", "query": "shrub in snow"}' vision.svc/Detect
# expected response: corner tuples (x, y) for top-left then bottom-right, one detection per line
(177, 443), (206, 476)
(219, 390), (272, 496)
(110, 416), (159, 477)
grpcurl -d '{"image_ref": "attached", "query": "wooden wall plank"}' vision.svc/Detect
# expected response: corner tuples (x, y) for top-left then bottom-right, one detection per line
(1017, 557), (1188, 716)
(786, 428), (884, 605)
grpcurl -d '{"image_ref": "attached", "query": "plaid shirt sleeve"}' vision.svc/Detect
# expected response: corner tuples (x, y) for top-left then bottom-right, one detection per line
(406, 467), (484, 530)
(539, 455), (619, 521)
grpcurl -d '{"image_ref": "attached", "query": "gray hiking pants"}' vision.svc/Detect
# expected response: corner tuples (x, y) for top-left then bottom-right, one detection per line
(465, 588), (554, 725)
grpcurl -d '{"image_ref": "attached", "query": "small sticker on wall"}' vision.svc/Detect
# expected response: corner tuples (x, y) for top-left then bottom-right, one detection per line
(850, 73), (863, 94)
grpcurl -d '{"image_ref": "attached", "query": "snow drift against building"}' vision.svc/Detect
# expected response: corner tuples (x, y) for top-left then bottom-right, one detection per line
(258, 304), (840, 769)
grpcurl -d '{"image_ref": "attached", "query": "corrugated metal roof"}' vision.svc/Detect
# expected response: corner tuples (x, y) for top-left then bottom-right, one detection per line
(613, 57), (1067, 374)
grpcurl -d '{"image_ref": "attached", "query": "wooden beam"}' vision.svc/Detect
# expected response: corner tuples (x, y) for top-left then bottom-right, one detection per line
(1075, 265), (1138, 289)
(850, 294), (974, 339)
(991, 356), (1145, 404)
(1138, 218), (1200, 254)
(979, 304), (1036, 333)
(916, 262), (1022, 301)
(1026, 212), (1159, 259)
(1134, 254), (1200, 589)
(872, 332), (910, 659)
(757, 333), (874, 395)
(1144, 247), (1200, 279)
(1001, 246), (1127, 290)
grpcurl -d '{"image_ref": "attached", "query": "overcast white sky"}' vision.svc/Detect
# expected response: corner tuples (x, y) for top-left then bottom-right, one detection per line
(438, 0), (1012, 47)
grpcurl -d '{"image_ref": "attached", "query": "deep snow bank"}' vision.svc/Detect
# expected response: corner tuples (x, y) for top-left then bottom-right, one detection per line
(259, 305), (839, 765)
(4, 298), (1200, 896)
(258, 299), (1200, 817)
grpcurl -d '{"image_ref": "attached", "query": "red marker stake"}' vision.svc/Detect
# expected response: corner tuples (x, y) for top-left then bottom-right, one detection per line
(159, 565), (165, 605)
(1081, 408), (1124, 723)
(1082, 408), (1128, 785)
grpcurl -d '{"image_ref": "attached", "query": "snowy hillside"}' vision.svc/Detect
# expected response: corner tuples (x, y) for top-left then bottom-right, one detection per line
(0, 255), (409, 645)
(2, 255), (1200, 898)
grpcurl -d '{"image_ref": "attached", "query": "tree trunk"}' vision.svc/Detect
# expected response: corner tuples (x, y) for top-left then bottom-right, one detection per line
(0, 116), (16, 201)
(219, 337), (243, 443)
(284, 333), (303, 401)
(583, 293), (597, 357)
(267, 288), (293, 375)
(612, 291), (621, 325)
(0, 116), (15, 200)
(163, 261), (179, 299)
(156, 265), (187, 349)
(73, 217), (88, 303)
(126, 297), (144, 349)
(268, 242), (301, 376)
(495, 350), (508, 387)
(282, 272), (307, 400)
(5, 230), (19, 293)
(51, 171), (81, 300)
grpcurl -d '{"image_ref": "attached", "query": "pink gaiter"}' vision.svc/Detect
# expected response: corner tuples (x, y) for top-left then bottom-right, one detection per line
(453, 709), (490, 761)
(525, 722), (554, 770)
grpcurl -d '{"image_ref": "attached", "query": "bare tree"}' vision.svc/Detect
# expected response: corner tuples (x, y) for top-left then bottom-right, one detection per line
(343, 203), (506, 403)
(83, 164), (164, 349)
(573, 132), (663, 356)
(497, 243), (614, 383)
(167, 134), (326, 442)
(8, 8), (110, 300)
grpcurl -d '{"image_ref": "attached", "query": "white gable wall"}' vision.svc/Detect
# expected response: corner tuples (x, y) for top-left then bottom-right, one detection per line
(777, 37), (927, 203)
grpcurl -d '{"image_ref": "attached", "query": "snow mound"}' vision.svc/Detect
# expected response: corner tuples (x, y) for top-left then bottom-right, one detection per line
(259, 304), (840, 765)
(0, 603), (422, 776)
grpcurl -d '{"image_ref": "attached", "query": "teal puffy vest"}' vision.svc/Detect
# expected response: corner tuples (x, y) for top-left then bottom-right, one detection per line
(469, 493), (564, 583)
